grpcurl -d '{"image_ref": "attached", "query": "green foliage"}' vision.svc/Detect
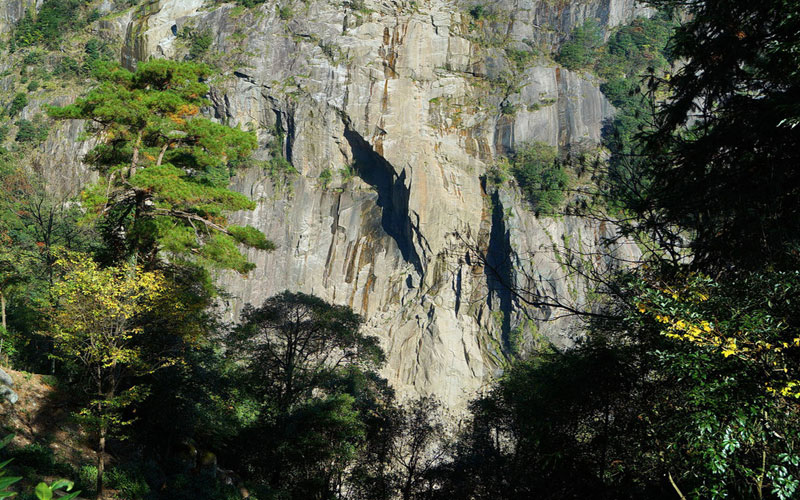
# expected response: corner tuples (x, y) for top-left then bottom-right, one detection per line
(595, 15), (675, 82)
(499, 101), (517, 115)
(556, 19), (604, 70)
(0, 161), (95, 372)
(52, 57), (81, 77)
(48, 59), (271, 273)
(229, 292), (389, 496)
(33, 480), (79, 500)
(594, 13), (677, 209)
(263, 124), (297, 187)
(12, 1), (93, 49)
(13, 117), (49, 145)
(469, 4), (487, 19)
(278, 5), (293, 20)
(178, 27), (213, 61)
(0, 435), (80, 500)
(105, 467), (150, 499)
(0, 435), (22, 499)
(232, 0), (267, 6)
(7, 94), (27, 117)
(228, 225), (276, 251)
(637, 0), (800, 270)
(339, 162), (357, 184)
(233, 291), (384, 410)
(319, 167), (333, 188)
(505, 47), (536, 72)
(510, 142), (568, 213)
(21, 50), (44, 66)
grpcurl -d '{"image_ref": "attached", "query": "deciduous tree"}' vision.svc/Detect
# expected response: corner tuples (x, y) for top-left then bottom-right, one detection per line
(48, 252), (172, 498)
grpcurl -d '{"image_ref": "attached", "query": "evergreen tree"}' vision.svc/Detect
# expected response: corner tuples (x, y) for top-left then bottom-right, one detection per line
(49, 60), (273, 273)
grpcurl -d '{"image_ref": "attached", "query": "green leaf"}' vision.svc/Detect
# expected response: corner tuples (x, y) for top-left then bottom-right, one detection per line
(0, 477), (21, 490)
(0, 492), (17, 499)
(34, 483), (52, 500)
(48, 480), (73, 491)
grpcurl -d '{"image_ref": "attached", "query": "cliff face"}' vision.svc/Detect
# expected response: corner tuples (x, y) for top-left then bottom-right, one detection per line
(2, 0), (642, 407)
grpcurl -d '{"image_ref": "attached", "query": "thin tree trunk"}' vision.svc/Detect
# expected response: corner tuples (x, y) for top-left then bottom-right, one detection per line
(156, 141), (169, 167)
(1, 291), (6, 331)
(130, 130), (143, 178)
(97, 423), (106, 499)
(0, 291), (5, 361)
(668, 472), (687, 500)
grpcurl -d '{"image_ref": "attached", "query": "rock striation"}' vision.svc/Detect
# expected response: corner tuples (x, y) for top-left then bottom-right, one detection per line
(2, 0), (644, 407)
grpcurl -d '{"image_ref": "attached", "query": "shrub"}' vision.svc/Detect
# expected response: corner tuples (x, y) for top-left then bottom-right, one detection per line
(505, 47), (535, 71)
(511, 142), (568, 213)
(13, 0), (90, 49)
(22, 50), (44, 65)
(178, 27), (213, 60)
(500, 101), (518, 115)
(278, 5), (293, 19)
(53, 57), (81, 77)
(106, 467), (150, 499)
(556, 18), (603, 70)
(15, 116), (49, 144)
(469, 4), (486, 19)
(319, 168), (333, 188)
(8, 93), (27, 116)
(189, 31), (213, 60)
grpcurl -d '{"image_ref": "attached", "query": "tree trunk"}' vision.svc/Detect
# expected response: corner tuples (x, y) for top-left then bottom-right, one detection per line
(156, 141), (169, 167)
(0, 291), (5, 361)
(1, 291), (6, 331)
(130, 130), (143, 178)
(97, 423), (106, 499)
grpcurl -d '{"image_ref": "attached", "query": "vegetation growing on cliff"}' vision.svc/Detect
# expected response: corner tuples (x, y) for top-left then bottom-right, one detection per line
(48, 60), (273, 273)
(0, 0), (798, 498)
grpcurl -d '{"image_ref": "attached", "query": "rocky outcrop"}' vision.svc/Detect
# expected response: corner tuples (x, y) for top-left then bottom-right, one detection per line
(2, 0), (645, 407)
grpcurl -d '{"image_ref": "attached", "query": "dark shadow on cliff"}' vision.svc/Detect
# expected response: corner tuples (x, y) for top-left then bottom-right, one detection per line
(343, 126), (423, 275)
(485, 186), (514, 355)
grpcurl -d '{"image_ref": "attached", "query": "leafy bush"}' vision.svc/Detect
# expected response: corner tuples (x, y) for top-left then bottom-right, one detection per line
(469, 4), (487, 19)
(178, 27), (213, 60)
(511, 142), (568, 213)
(22, 50), (44, 66)
(556, 19), (603, 70)
(278, 5), (293, 20)
(8, 93), (27, 117)
(500, 101), (518, 115)
(13, 0), (92, 49)
(76, 465), (97, 496)
(319, 167), (333, 188)
(106, 467), (151, 499)
(15, 117), (49, 145)
(228, 225), (276, 251)
(53, 57), (81, 77)
(83, 38), (113, 71)
(505, 47), (535, 71)
(234, 0), (267, 6)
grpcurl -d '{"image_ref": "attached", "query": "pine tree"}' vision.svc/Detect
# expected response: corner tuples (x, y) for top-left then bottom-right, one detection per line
(49, 60), (274, 273)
